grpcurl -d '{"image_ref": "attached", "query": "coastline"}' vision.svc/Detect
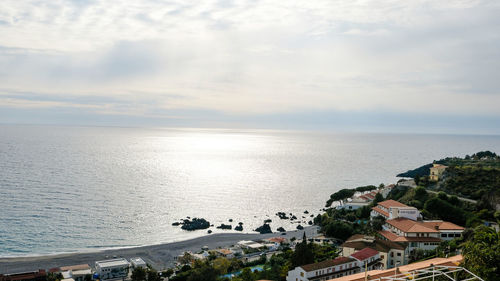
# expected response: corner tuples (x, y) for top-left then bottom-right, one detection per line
(0, 226), (319, 274)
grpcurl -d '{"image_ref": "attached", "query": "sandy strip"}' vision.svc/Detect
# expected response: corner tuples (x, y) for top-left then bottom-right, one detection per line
(0, 226), (319, 274)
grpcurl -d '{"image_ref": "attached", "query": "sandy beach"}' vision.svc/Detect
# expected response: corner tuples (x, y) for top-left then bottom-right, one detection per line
(0, 226), (319, 274)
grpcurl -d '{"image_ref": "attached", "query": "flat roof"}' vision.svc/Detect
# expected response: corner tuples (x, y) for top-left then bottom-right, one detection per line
(95, 258), (130, 268)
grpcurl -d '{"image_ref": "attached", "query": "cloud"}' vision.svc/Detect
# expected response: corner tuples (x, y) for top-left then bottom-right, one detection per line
(0, 0), (499, 131)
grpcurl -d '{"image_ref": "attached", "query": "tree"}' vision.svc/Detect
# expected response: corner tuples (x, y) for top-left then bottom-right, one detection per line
(373, 193), (384, 204)
(462, 226), (500, 281)
(291, 233), (314, 267)
(131, 267), (147, 281)
(239, 268), (255, 281)
(186, 263), (218, 281)
(47, 273), (63, 281)
(213, 257), (231, 274)
(147, 268), (160, 281)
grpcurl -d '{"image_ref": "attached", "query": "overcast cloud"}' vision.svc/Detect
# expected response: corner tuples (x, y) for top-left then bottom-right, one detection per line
(1, 0), (499, 133)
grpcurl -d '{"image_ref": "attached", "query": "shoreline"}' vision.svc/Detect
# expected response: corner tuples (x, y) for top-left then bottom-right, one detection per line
(0, 226), (319, 274)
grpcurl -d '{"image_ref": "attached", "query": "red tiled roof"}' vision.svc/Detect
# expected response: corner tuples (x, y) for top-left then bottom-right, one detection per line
(365, 193), (375, 199)
(301, 257), (355, 272)
(378, 230), (441, 242)
(371, 206), (389, 217)
(378, 200), (409, 208)
(422, 221), (464, 231)
(350, 247), (379, 261)
(266, 237), (287, 243)
(386, 218), (439, 233)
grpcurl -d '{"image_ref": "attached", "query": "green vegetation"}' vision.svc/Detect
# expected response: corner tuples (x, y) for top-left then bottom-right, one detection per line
(462, 226), (500, 281)
(314, 205), (375, 240)
(398, 151), (500, 178)
(170, 235), (337, 281)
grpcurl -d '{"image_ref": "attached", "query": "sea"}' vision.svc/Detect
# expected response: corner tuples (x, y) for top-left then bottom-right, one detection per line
(1, 124), (499, 257)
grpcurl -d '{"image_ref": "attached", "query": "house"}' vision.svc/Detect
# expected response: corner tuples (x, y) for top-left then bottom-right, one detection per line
(0, 270), (47, 281)
(370, 200), (421, 221)
(341, 235), (406, 269)
(429, 164), (448, 181)
(130, 257), (147, 268)
(213, 248), (234, 258)
(58, 264), (92, 281)
(286, 248), (382, 281)
(95, 258), (130, 280)
(378, 217), (464, 253)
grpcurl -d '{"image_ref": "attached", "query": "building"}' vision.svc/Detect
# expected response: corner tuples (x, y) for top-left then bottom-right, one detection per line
(0, 270), (47, 281)
(370, 200), (421, 221)
(286, 248), (382, 281)
(324, 255), (483, 281)
(341, 235), (406, 269)
(213, 248), (234, 259)
(95, 258), (130, 280)
(429, 164), (447, 181)
(129, 257), (147, 268)
(378, 218), (464, 253)
(59, 264), (92, 281)
(237, 240), (265, 249)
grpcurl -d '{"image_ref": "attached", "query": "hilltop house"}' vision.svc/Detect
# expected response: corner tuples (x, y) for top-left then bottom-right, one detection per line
(341, 235), (406, 269)
(429, 164), (448, 181)
(370, 200), (421, 221)
(286, 248), (382, 281)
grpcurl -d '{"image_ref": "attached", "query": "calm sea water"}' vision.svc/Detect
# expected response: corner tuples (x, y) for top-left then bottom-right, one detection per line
(1, 125), (499, 257)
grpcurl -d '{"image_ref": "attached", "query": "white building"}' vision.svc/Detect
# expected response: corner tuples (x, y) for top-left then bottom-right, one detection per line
(286, 248), (382, 281)
(371, 200), (421, 221)
(95, 258), (130, 280)
(130, 257), (147, 268)
(378, 218), (464, 254)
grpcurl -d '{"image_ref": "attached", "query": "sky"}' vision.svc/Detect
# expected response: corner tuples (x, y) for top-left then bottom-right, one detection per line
(1, 0), (500, 134)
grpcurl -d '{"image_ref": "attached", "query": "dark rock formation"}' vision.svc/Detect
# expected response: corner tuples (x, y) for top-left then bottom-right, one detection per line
(255, 223), (272, 234)
(181, 218), (210, 231)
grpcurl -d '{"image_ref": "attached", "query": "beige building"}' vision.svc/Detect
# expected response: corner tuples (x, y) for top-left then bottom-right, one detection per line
(429, 164), (447, 181)
(341, 235), (406, 269)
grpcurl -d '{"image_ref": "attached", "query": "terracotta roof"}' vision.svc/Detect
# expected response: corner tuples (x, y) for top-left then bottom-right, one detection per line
(326, 255), (462, 281)
(350, 247), (378, 261)
(422, 221), (464, 230)
(386, 218), (439, 233)
(215, 249), (232, 255)
(378, 200), (409, 208)
(365, 193), (375, 199)
(378, 230), (441, 242)
(342, 237), (406, 251)
(266, 237), (287, 243)
(371, 206), (389, 217)
(301, 257), (355, 272)
(59, 264), (90, 271)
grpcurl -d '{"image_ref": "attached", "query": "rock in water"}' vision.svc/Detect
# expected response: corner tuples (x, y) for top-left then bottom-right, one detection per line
(216, 224), (232, 230)
(181, 218), (210, 231)
(255, 223), (272, 234)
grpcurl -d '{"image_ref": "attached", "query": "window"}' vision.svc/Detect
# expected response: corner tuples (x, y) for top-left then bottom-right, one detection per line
(390, 252), (394, 257)
(300, 272), (304, 277)
(441, 233), (447, 238)
(455, 233), (461, 237)
(397, 253), (401, 256)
